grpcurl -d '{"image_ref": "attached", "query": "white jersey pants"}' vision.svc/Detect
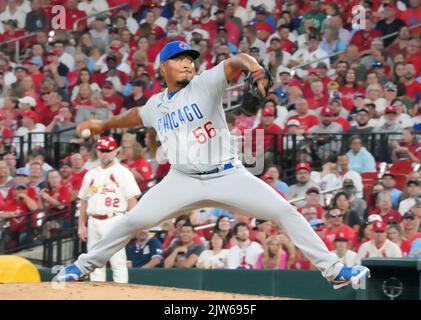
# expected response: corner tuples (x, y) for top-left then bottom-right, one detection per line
(76, 166), (343, 281)
(87, 214), (128, 283)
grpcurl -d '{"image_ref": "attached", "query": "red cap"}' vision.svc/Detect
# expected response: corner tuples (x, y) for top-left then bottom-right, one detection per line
(262, 107), (275, 117)
(385, 3), (398, 11)
(334, 231), (351, 241)
(47, 49), (60, 56)
(384, 105), (397, 114)
(21, 110), (39, 122)
(103, 82), (114, 89)
(308, 67), (318, 75)
(167, 19), (178, 26)
(372, 220), (386, 232)
(261, 174), (274, 182)
(96, 136), (118, 151)
(255, 22), (272, 34)
(296, 162), (311, 172)
(321, 106), (334, 116)
(192, 18), (201, 24)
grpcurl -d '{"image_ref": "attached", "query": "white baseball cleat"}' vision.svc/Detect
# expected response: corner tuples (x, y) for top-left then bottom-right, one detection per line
(332, 265), (371, 290)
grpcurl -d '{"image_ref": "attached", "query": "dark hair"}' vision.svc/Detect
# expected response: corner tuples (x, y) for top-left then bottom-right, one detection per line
(333, 191), (350, 206)
(209, 232), (225, 250)
(46, 169), (60, 191)
(77, 68), (92, 85)
(174, 214), (191, 227)
(349, 135), (362, 144)
(233, 222), (249, 235)
(180, 222), (194, 231)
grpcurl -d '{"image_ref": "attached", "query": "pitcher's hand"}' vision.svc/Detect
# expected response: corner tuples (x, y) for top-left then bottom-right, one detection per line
(76, 119), (105, 137)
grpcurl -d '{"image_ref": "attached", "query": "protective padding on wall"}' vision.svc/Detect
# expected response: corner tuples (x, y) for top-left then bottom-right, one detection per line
(0, 256), (41, 283)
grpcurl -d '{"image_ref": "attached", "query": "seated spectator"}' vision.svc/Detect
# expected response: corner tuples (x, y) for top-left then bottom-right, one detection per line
(308, 106), (343, 160)
(357, 221), (402, 263)
(401, 211), (421, 244)
(381, 173), (402, 209)
(373, 105), (403, 139)
(0, 160), (13, 198)
(162, 214), (202, 250)
(24, 150), (54, 177)
(332, 232), (358, 267)
(261, 164), (288, 194)
(14, 110), (45, 157)
(251, 219), (274, 245)
(342, 179), (367, 222)
(298, 187), (324, 219)
(348, 107), (374, 139)
(309, 218), (333, 251)
(69, 153), (88, 200)
(251, 106), (283, 157)
(39, 169), (72, 237)
(196, 232), (228, 269)
(120, 133), (153, 192)
(1, 180), (38, 249)
(70, 68), (101, 101)
(126, 229), (164, 268)
(28, 161), (46, 193)
(324, 207), (356, 245)
(226, 222), (263, 269)
(164, 223), (204, 268)
(398, 180), (420, 215)
(287, 98), (320, 132)
(346, 135), (376, 173)
(45, 107), (78, 153)
(255, 236), (287, 270)
(300, 205), (319, 222)
(332, 191), (364, 233)
(386, 223), (412, 257)
(286, 162), (319, 207)
(372, 190), (402, 224)
(337, 153), (364, 198)
(392, 128), (421, 164)
(402, 62), (421, 100)
(211, 215), (234, 249)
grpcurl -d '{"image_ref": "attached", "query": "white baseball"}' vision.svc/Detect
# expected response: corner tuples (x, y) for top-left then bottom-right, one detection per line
(81, 128), (91, 139)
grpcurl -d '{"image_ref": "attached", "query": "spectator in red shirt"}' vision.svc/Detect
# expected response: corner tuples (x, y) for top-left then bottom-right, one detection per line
(307, 79), (328, 110)
(252, 106), (283, 156)
(273, 24), (295, 53)
(102, 81), (124, 116)
(120, 133), (153, 192)
(288, 98), (320, 132)
(64, 0), (87, 31)
(59, 159), (73, 191)
(373, 191), (402, 224)
(198, 5), (217, 45)
(392, 127), (421, 163)
(69, 153), (87, 200)
(403, 62), (421, 99)
(309, 218), (334, 252)
(329, 98), (350, 132)
(162, 214), (202, 251)
(2, 180), (38, 249)
(402, 211), (421, 244)
(0, 111), (13, 152)
(398, 0), (421, 32)
(40, 169), (72, 229)
(387, 223), (413, 256)
(350, 18), (382, 54)
(298, 187), (325, 219)
(92, 51), (129, 87)
(0, 19), (27, 53)
(324, 207), (356, 245)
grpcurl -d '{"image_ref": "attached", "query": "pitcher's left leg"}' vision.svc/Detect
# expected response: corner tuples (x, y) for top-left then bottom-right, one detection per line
(207, 167), (342, 280)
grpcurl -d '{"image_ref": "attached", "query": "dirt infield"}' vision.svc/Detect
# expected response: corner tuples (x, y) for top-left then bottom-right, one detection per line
(0, 282), (288, 300)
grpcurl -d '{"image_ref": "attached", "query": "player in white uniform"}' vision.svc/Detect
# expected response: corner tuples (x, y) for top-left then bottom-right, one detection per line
(78, 136), (141, 283)
(58, 41), (370, 289)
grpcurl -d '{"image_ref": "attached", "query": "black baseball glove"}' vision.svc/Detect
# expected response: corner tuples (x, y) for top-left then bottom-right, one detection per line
(242, 66), (274, 113)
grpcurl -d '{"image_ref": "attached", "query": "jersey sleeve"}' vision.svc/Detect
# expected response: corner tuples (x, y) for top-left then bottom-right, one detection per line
(122, 168), (142, 200)
(194, 61), (229, 99)
(138, 97), (155, 128)
(77, 172), (91, 200)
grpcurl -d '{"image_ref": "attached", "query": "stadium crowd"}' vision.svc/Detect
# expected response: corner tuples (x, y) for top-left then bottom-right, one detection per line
(0, 0), (420, 270)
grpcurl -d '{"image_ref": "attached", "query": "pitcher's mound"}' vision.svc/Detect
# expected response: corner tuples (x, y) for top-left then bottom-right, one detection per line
(0, 282), (288, 300)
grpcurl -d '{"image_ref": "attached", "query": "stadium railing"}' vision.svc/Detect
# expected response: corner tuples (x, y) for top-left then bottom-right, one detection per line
(73, 5), (129, 31)
(0, 32), (37, 63)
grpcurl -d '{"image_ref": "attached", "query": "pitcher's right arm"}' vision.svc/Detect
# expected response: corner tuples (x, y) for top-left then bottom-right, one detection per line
(76, 107), (144, 136)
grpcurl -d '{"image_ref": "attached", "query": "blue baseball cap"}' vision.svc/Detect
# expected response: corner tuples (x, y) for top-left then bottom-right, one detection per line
(16, 167), (29, 176)
(159, 41), (200, 63)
